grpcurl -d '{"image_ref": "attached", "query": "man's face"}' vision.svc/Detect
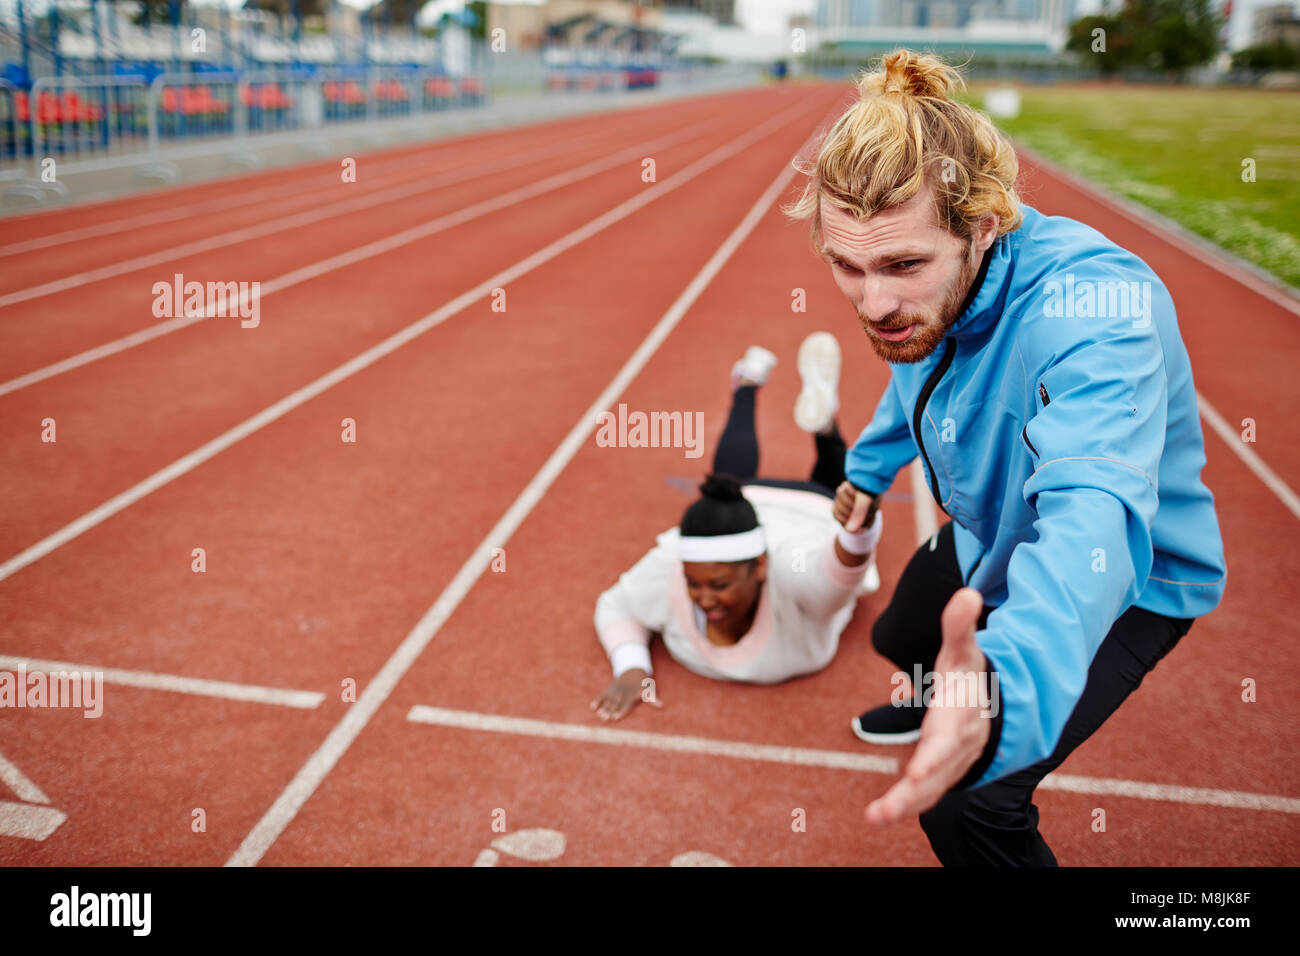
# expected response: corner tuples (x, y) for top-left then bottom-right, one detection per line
(818, 188), (987, 364)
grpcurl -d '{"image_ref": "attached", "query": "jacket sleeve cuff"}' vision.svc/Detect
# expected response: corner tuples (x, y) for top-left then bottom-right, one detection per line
(850, 478), (887, 498)
(952, 653), (1003, 791)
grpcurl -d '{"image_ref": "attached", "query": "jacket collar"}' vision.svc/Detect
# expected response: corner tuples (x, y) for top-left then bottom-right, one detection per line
(946, 225), (1018, 341)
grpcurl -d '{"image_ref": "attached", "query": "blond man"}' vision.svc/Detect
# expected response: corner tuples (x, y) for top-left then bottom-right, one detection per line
(787, 51), (1226, 865)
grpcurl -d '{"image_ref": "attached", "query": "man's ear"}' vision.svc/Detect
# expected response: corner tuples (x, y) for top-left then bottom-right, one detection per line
(752, 553), (768, 583)
(973, 212), (999, 254)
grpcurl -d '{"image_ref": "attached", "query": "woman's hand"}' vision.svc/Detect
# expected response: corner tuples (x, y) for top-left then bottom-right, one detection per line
(590, 668), (659, 722)
(833, 481), (878, 531)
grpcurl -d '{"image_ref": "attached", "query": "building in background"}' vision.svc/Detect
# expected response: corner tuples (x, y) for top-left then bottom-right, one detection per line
(658, 0), (791, 60)
(816, 0), (1075, 30)
(663, 1), (737, 26)
(812, 0), (1077, 56)
(485, 1), (668, 50)
(1251, 2), (1300, 46)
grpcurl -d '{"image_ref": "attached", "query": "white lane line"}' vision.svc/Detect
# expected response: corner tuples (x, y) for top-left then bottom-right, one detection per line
(0, 121), (626, 258)
(2, 175), (340, 258)
(0, 111), (725, 311)
(0, 802), (67, 841)
(0, 655), (324, 709)
(0, 84), (764, 247)
(910, 460), (939, 546)
(0, 751), (51, 804)
(0, 100), (812, 585)
(407, 706), (900, 774)
(1013, 141), (1300, 317)
(1038, 772), (1300, 814)
(0, 114), (725, 399)
(1197, 390), (1300, 523)
(405, 705), (1300, 815)
(225, 97), (841, 868)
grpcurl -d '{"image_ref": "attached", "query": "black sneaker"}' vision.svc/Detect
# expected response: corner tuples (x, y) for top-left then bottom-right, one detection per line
(850, 699), (924, 745)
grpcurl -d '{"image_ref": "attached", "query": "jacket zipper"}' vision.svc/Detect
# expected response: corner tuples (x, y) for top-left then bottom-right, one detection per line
(1023, 382), (1051, 457)
(914, 338), (957, 515)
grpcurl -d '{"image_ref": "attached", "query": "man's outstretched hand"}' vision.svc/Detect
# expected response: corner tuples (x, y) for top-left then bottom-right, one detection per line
(865, 587), (994, 825)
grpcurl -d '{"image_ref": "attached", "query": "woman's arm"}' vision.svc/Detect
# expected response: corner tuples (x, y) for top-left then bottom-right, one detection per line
(591, 537), (675, 719)
(782, 507), (884, 624)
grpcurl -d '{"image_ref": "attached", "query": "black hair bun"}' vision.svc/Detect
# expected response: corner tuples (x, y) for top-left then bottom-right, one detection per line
(699, 473), (745, 502)
(680, 473), (759, 539)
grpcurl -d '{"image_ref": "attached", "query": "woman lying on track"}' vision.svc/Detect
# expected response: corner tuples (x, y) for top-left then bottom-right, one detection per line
(590, 332), (885, 720)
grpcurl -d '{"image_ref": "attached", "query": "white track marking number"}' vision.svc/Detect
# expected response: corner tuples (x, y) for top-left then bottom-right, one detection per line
(469, 827), (735, 866)
(473, 828), (566, 866)
(0, 751), (67, 841)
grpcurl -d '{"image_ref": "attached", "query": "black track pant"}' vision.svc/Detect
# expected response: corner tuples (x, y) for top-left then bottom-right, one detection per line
(712, 385), (845, 498)
(872, 521), (1195, 866)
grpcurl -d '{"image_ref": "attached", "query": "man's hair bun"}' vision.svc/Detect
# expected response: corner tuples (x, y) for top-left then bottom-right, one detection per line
(782, 47), (1022, 248)
(864, 48), (963, 100)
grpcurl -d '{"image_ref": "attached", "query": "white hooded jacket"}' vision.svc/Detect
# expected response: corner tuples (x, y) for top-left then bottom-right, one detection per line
(593, 484), (879, 683)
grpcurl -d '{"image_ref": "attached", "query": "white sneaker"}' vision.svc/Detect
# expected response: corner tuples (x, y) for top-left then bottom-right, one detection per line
(794, 332), (840, 434)
(730, 345), (778, 391)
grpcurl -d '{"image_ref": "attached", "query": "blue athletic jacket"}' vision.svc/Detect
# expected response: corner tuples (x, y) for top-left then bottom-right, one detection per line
(845, 204), (1227, 788)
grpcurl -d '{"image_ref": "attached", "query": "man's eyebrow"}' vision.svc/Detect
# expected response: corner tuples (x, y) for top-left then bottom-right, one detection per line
(820, 246), (931, 267)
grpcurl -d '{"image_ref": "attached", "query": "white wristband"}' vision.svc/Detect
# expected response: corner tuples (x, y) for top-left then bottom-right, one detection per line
(837, 509), (883, 555)
(610, 642), (653, 678)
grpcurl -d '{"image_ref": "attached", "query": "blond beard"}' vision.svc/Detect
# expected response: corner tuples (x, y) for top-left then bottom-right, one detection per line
(859, 249), (977, 365)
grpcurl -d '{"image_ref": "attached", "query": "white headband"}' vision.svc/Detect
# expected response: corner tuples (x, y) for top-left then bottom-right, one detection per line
(678, 527), (766, 563)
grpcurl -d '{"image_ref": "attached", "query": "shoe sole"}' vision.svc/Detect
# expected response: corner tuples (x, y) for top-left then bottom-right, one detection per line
(850, 715), (922, 745)
(794, 332), (840, 433)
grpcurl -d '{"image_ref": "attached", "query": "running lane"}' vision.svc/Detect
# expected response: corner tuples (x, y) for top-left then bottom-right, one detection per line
(0, 88), (763, 246)
(0, 88), (784, 377)
(0, 82), (845, 865)
(0, 89), (776, 293)
(253, 103), (1299, 866)
(0, 87), (808, 554)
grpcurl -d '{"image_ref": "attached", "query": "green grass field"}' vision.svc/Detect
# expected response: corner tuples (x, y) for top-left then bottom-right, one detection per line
(960, 83), (1300, 289)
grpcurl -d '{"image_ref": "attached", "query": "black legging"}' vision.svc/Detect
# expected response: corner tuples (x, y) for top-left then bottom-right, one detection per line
(711, 385), (846, 498)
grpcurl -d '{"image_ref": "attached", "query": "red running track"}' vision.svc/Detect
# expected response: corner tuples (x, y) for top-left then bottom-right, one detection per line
(0, 81), (1296, 866)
